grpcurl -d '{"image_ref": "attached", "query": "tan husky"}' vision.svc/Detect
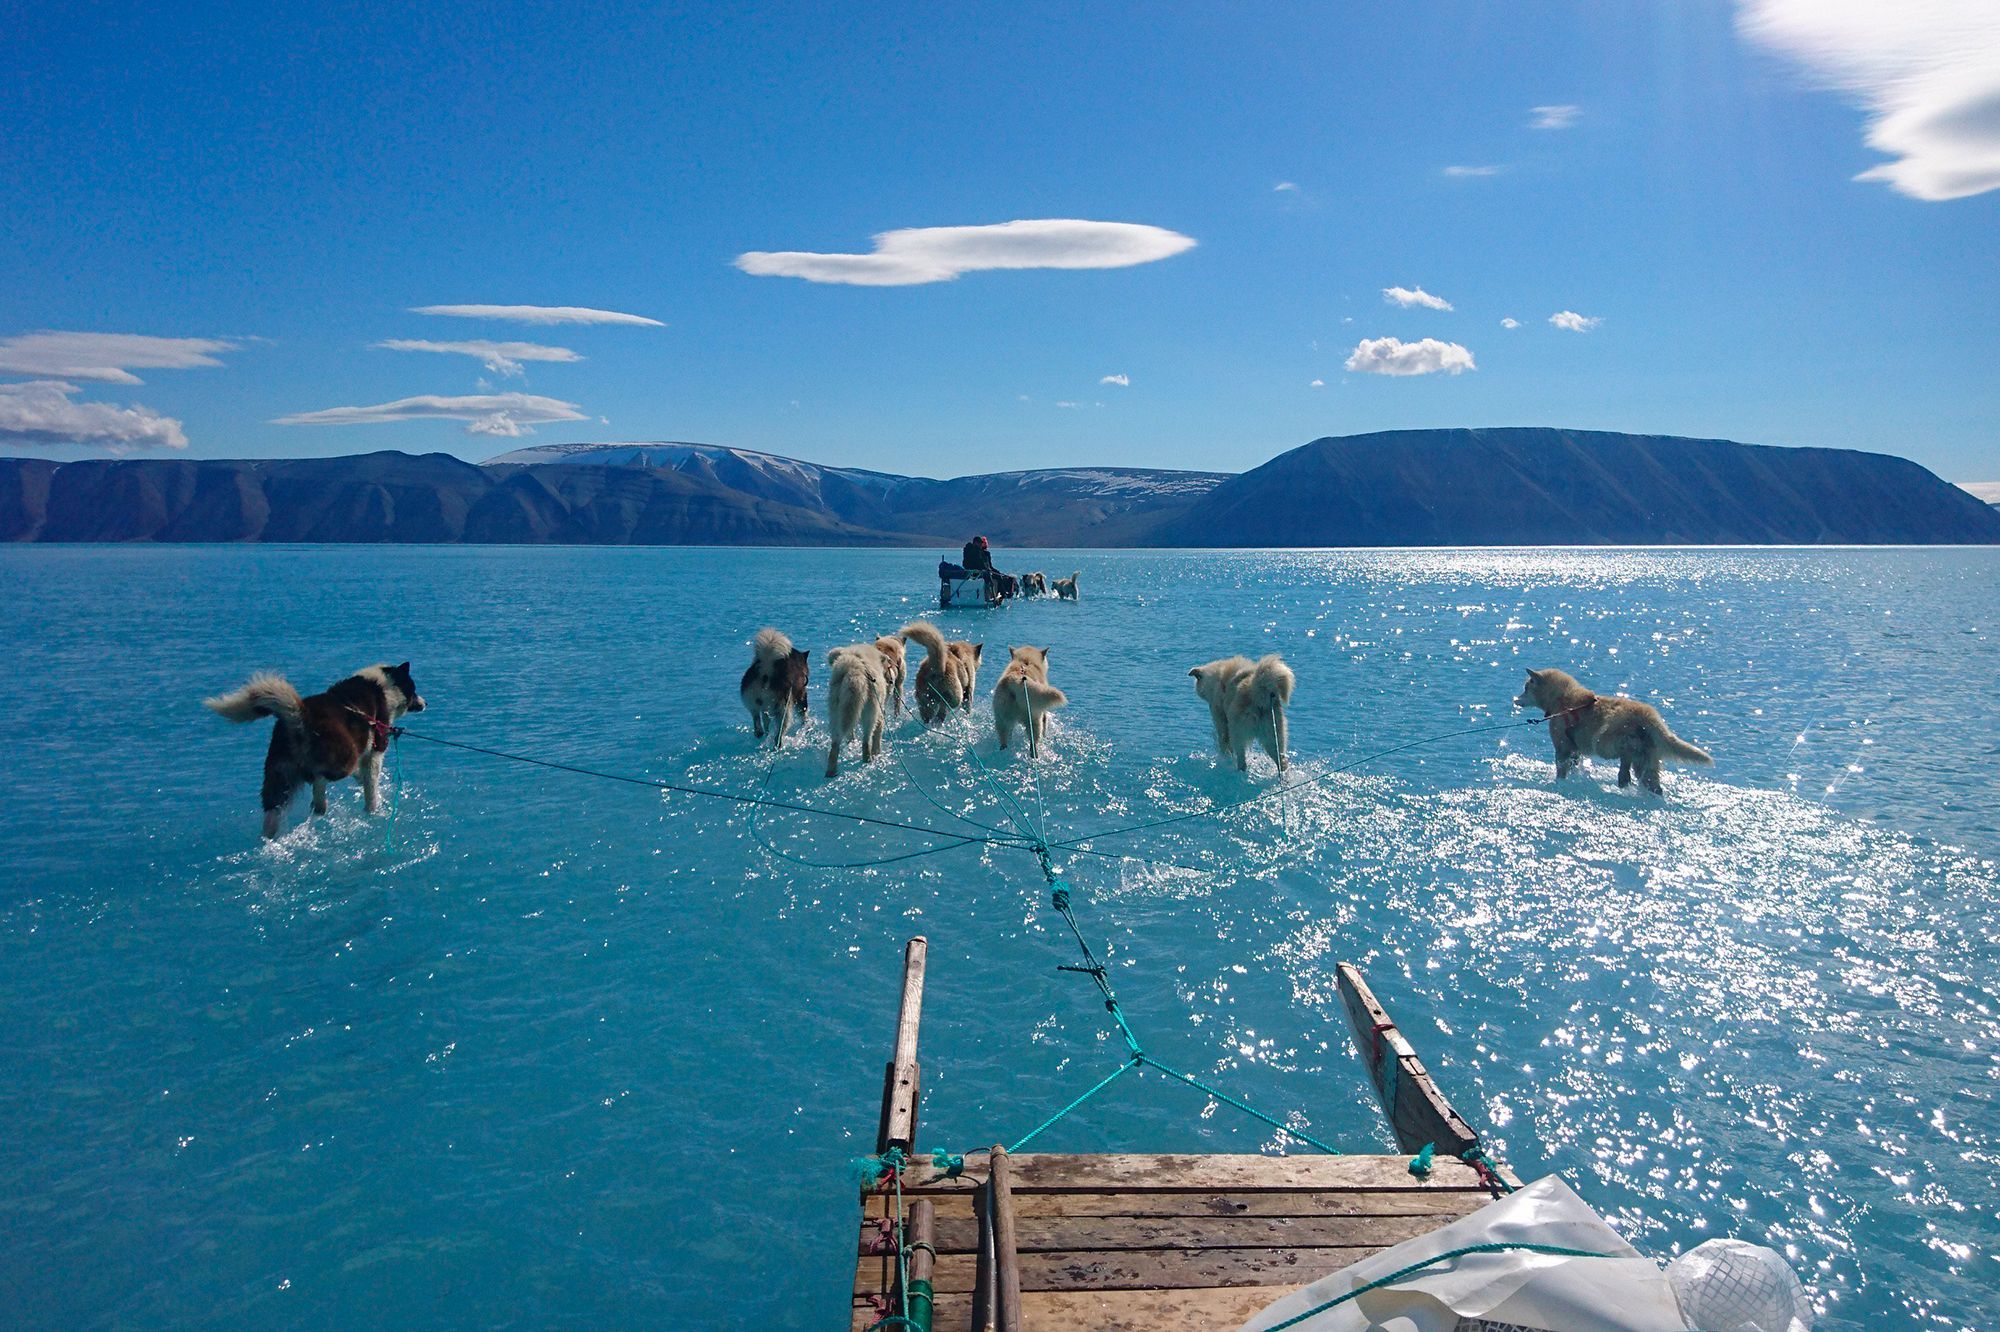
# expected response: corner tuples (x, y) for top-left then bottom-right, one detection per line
(1052, 570), (1080, 601)
(1513, 667), (1712, 793)
(900, 621), (982, 724)
(824, 645), (889, 777)
(993, 646), (1068, 757)
(1189, 654), (1294, 773)
(873, 635), (908, 717)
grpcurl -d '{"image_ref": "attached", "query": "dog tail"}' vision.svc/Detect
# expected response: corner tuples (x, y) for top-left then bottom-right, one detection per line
(899, 620), (946, 663)
(1248, 654), (1294, 710)
(752, 626), (795, 665)
(1026, 679), (1068, 713)
(1656, 726), (1713, 766)
(206, 673), (304, 732)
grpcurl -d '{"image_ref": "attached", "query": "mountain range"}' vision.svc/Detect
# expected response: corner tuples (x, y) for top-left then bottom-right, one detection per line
(3, 429), (1995, 546)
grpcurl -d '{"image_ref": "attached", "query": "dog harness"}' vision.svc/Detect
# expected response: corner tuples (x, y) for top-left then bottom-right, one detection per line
(345, 704), (401, 753)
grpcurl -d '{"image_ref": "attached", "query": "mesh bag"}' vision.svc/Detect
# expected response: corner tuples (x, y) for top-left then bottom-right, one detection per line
(1665, 1239), (1811, 1332)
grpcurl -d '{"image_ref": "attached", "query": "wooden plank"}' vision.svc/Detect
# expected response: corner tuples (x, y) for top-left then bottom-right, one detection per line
(907, 1200), (935, 1331)
(971, 1180), (995, 1332)
(866, 1188), (1485, 1222)
(858, 1286), (1306, 1332)
(990, 1147), (1023, 1332)
(1336, 963), (1481, 1160)
(856, 1245), (1385, 1296)
(876, 936), (929, 1155)
(861, 1210), (1460, 1256)
(899, 1152), (1493, 1194)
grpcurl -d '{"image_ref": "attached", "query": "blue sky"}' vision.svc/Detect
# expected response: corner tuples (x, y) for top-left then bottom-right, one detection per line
(2, 0), (1996, 483)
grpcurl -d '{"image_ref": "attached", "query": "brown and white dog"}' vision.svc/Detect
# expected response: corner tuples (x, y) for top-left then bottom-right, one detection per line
(824, 644), (889, 777)
(901, 621), (982, 724)
(206, 662), (426, 839)
(873, 634), (908, 717)
(1189, 654), (1293, 773)
(1513, 667), (1712, 793)
(741, 627), (809, 747)
(1021, 572), (1048, 597)
(1052, 570), (1080, 601)
(993, 646), (1067, 757)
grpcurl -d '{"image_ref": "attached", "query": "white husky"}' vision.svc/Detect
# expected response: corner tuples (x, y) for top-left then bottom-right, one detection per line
(824, 644), (889, 777)
(1189, 654), (1294, 773)
(992, 645), (1067, 758)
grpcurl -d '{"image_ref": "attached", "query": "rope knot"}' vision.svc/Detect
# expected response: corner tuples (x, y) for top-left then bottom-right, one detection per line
(1408, 1142), (1436, 1179)
(927, 1149), (965, 1179)
(1051, 884), (1071, 911)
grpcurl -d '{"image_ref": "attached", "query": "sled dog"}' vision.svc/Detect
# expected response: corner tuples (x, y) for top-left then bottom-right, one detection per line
(993, 646), (1067, 758)
(1188, 654), (1293, 773)
(901, 621), (982, 724)
(825, 645), (890, 777)
(1513, 667), (1712, 793)
(741, 627), (809, 747)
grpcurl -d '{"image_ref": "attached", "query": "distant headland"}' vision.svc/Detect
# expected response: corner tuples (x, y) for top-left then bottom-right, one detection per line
(4, 428), (1996, 546)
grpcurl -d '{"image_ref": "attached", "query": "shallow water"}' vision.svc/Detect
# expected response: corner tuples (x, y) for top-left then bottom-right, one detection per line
(1, 545), (1995, 1329)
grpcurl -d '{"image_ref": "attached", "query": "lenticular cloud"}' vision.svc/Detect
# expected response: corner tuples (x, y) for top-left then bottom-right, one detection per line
(273, 393), (588, 437)
(1344, 337), (1476, 377)
(734, 219), (1197, 286)
(1738, 0), (2000, 200)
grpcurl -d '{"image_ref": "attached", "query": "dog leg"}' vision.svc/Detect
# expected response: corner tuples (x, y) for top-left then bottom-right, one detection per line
(774, 704), (790, 749)
(1618, 757), (1632, 788)
(752, 710), (766, 740)
(261, 807), (284, 840)
(361, 753), (383, 813)
(1642, 759), (1665, 795)
(826, 732), (840, 779)
(310, 779), (329, 817)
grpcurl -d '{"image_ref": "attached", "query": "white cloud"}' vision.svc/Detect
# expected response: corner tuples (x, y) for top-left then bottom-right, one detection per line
(1549, 310), (1603, 332)
(1309, 378), (1326, 388)
(1054, 401), (1082, 409)
(1501, 317), (1521, 329)
(1530, 104), (1581, 130)
(1737, 0), (2000, 200)
(373, 339), (583, 377)
(273, 392), (588, 437)
(1959, 481), (2000, 503)
(1442, 164), (1505, 177)
(734, 219), (1197, 286)
(410, 304), (664, 327)
(1099, 373), (1130, 387)
(0, 331), (236, 384)
(1273, 181), (1300, 192)
(1344, 337), (1477, 377)
(0, 380), (188, 451)
(1383, 285), (1454, 311)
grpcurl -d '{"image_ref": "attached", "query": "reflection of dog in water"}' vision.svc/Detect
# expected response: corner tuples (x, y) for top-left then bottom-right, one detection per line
(901, 621), (982, 723)
(741, 627), (809, 748)
(824, 644), (889, 777)
(1189, 654), (1293, 773)
(206, 662), (427, 839)
(992, 646), (1067, 758)
(1513, 667), (1711, 793)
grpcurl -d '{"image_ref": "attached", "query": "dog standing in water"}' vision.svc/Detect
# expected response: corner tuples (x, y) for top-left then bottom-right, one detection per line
(992, 646), (1067, 758)
(1189, 654), (1294, 773)
(1513, 667), (1711, 793)
(741, 627), (809, 747)
(824, 644), (890, 777)
(901, 621), (982, 723)
(873, 634), (908, 717)
(1021, 572), (1048, 597)
(1052, 570), (1080, 601)
(206, 662), (426, 839)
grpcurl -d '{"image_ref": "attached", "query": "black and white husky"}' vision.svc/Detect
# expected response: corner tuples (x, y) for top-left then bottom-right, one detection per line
(206, 663), (426, 838)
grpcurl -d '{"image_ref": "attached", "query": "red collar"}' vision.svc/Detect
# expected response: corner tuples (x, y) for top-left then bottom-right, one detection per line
(345, 704), (401, 752)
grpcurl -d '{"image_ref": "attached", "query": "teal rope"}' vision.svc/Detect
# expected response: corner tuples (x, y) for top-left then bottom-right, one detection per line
(1259, 1242), (1617, 1330)
(1007, 1056), (1138, 1154)
(383, 732), (402, 853)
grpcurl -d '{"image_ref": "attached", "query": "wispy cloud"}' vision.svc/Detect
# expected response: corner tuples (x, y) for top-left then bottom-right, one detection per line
(1530, 104), (1581, 130)
(1501, 317), (1521, 329)
(1549, 310), (1603, 332)
(734, 219), (1197, 286)
(274, 392), (588, 437)
(1309, 378), (1326, 388)
(0, 331), (236, 384)
(1442, 164), (1505, 177)
(1054, 401), (1082, 409)
(1383, 285), (1453, 311)
(373, 339), (582, 377)
(1737, 0), (2000, 200)
(0, 380), (188, 451)
(1344, 337), (1476, 376)
(410, 305), (664, 327)
(1273, 181), (1300, 192)
(1099, 373), (1130, 387)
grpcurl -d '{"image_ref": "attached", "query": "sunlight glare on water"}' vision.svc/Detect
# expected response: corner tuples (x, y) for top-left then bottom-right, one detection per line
(0, 545), (1995, 1329)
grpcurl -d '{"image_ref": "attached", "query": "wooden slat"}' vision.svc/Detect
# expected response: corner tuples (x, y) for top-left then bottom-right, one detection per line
(856, 1285), (1306, 1332)
(907, 1200), (935, 1329)
(898, 1152), (1493, 1194)
(990, 1147), (1023, 1331)
(865, 1187), (1485, 1221)
(861, 1210), (1460, 1256)
(1336, 963), (1480, 1159)
(856, 1245), (1385, 1296)
(876, 936), (928, 1155)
